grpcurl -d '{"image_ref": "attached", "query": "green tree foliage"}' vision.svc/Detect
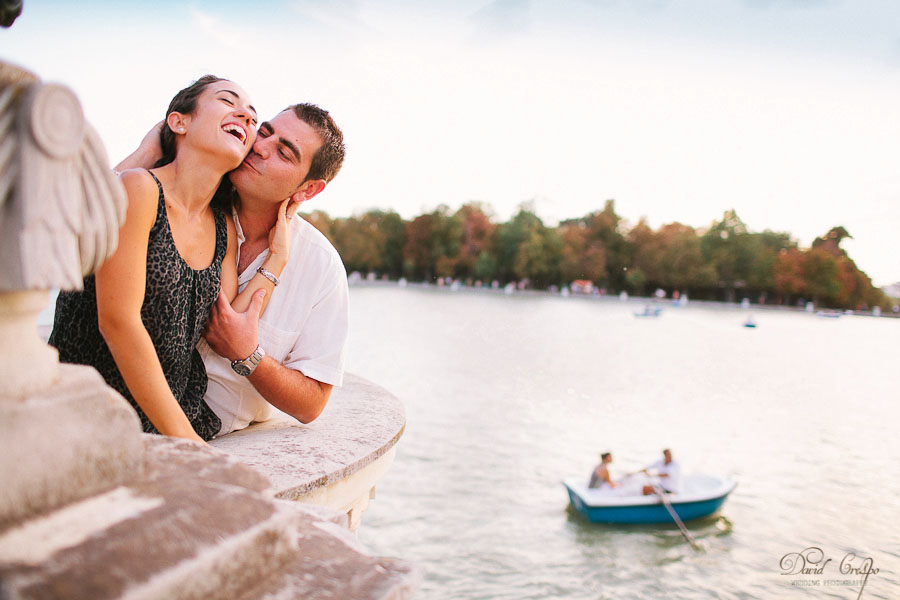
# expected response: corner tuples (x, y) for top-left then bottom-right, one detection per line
(400, 205), (462, 281)
(657, 223), (717, 291)
(304, 210), (336, 245)
(302, 204), (890, 311)
(803, 247), (841, 305)
(625, 267), (647, 295)
(319, 209), (406, 278)
(494, 203), (562, 287)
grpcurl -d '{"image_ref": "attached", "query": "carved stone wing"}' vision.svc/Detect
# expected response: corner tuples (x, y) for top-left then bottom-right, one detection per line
(0, 63), (126, 291)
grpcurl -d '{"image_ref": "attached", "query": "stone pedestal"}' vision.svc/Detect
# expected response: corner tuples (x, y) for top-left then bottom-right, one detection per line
(0, 289), (145, 530)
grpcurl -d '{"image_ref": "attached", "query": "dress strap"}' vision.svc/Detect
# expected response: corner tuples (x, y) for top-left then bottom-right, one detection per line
(143, 170), (167, 227)
(145, 169), (164, 195)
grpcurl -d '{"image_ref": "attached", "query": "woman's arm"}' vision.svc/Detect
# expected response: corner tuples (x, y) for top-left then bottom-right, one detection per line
(96, 170), (203, 443)
(226, 197), (296, 314)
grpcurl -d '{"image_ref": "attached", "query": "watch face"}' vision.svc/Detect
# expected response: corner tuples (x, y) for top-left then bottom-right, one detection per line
(232, 362), (252, 376)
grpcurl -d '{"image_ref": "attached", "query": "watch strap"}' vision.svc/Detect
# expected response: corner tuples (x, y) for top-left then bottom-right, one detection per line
(231, 345), (266, 376)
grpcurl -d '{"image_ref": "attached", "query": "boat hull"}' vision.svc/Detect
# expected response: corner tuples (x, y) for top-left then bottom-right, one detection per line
(563, 476), (736, 524)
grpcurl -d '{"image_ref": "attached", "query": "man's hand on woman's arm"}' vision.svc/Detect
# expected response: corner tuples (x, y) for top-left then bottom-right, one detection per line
(203, 289), (331, 424)
(204, 289), (265, 362)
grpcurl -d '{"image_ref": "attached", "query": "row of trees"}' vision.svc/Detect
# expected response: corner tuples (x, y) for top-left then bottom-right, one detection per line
(303, 201), (892, 310)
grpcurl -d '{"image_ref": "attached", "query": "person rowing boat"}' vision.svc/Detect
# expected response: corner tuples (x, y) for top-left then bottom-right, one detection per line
(640, 448), (681, 495)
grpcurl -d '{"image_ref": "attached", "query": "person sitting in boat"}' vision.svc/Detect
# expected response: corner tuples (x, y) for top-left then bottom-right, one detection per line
(589, 452), (619, 489)
(641, 448), (681, 495)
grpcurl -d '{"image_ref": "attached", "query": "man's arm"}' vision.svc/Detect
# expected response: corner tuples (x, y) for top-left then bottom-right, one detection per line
(203, 290), (331, 423)
(248, 357), (331, 423)
(115, 121), (163, 171)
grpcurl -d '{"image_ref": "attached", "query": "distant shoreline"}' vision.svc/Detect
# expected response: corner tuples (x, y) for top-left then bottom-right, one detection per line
(348, 278), (900, 319)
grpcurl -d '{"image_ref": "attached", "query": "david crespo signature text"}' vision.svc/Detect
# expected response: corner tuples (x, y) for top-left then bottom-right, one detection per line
(779, 547), (879, 598)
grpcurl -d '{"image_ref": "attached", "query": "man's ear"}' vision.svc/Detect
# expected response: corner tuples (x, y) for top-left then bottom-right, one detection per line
(294, 179), (326, 203)
(166, 112), (189, 134)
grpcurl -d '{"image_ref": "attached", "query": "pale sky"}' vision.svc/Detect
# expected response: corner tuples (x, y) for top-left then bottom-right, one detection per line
(5, 0), (899, 285)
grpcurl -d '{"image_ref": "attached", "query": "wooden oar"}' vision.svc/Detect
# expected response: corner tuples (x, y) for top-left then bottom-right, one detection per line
(652, 481), (701, 552)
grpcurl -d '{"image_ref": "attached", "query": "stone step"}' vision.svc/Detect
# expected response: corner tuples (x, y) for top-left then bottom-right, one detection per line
(233, 519), (420, 600)
(0, 436), (418, 600)
(0, 475), (310, 599)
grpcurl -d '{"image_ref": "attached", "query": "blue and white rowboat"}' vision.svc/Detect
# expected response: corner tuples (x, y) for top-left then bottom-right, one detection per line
(563, 474), (737, 524)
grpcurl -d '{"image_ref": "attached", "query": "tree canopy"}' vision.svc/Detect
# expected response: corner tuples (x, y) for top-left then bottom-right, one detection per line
(302, 204), (891, 311)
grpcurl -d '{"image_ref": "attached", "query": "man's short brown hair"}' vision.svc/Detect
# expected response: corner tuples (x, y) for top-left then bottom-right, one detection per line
(287, 103), (345, 184)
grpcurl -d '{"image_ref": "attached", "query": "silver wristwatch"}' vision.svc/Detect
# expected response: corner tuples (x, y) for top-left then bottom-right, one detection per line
(231, 345), (266, 376)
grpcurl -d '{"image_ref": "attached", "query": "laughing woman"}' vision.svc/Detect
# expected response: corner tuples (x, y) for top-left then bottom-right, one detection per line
(50, 76), (291, 442)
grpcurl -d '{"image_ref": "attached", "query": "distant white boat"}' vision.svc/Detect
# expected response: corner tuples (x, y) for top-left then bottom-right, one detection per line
(634, 304), (663, 318)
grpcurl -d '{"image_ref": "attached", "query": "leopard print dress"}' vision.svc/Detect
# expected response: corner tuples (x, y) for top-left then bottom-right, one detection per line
(50, 170), (224, 440)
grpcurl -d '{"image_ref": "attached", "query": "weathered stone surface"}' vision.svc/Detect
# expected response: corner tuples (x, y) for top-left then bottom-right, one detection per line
(235, 521), (421, 600)
(211, 373), (406, 500)
(0, 474), (303, 599)
(0, 434), (418, 600)
(0, 362), (143, 530)
(141, 435), (272, 497)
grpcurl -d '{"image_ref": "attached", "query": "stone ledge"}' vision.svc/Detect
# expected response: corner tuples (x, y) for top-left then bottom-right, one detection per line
(210, 373), (406, 503)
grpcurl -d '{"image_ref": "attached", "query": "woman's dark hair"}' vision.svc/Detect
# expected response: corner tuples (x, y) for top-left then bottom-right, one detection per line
(152, 75), (227, 168)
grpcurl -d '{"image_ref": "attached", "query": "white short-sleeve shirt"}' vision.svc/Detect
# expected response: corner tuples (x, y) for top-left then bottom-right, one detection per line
(647, 458), (681, 492)
(201, 211), (349, 436)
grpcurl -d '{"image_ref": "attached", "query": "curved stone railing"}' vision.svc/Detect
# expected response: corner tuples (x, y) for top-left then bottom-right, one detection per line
(210, 373), (405, 530)
(41, 317), (406, 531)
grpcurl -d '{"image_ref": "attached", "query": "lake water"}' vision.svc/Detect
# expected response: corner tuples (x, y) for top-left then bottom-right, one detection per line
(347, 284), (899, 600)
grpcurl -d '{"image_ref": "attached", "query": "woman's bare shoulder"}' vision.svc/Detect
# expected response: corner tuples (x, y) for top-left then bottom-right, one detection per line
(117, 169), (161, 225)
(118, 168), (157, 193)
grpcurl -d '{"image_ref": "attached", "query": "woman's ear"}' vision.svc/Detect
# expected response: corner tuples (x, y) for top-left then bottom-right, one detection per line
(166, 112), (189, 135)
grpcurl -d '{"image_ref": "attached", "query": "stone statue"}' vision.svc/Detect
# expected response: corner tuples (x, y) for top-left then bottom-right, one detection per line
(0, 61), (141, 528)
(0, 62), (125, 292)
